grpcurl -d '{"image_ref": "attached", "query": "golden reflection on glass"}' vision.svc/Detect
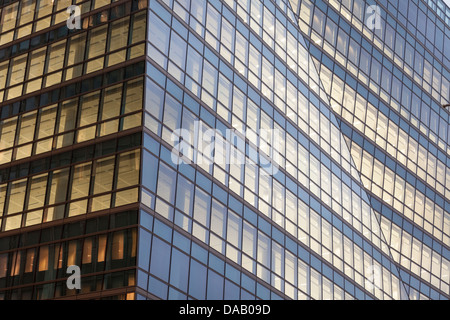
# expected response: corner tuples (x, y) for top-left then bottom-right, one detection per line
(0, 254), (8, 278)
(112, 231), (124, 260)
(10, 251), (21, 276)
(0, 117), (17, 151)
(0, 2), (19, 34)
(48, 168), (70, 205)
(93, 156), (115, 194)
(38, 246), (49, 272)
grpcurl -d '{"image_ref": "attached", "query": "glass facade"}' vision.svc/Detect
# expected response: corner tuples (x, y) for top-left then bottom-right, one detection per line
(0, 0), (146, 300)
(0, 0), (448, 300)
(290, 0), (449, 299)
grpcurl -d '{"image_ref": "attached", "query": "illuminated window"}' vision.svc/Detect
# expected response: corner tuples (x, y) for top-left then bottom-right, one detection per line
(98, 235), (107, 263)
(70, 163), (92, 200)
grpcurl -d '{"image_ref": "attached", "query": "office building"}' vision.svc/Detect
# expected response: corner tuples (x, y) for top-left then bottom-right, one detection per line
(0, 0), (448, 300)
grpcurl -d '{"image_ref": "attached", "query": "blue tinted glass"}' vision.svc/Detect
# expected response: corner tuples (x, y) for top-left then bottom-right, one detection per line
(137, 270), (148, 291)
(175, 175), (194, 216)
(207, 270), (224, 299)
(256, 283), (270, 300)
(224, 280), (240, 299)
(189, 260), (207, 299)
(142, 151), (158, 193)
(148, 276), (168, 299)
(138, 229), (152, 271)
(170, 248), (189, 292)
(168, 287), (187, 300)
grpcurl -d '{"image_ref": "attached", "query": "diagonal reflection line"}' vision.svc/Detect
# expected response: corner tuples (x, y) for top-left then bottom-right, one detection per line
(286, 0), (410, 299)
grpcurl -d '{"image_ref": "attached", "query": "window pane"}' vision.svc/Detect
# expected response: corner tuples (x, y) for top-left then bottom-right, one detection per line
(18, 111), (37, 145)
(87, 25), (107, 59)
(163, 94), (181, 130)
(131, 11), (146, 44)
(175, 175), (193, 215)
(193, 187), (210, 227)
(0, 3), (19, 33)
(36, 0), (53, 18)
(70, 163), (92, 200)
(68, 241), (77, 266)
(156, 162), (176, 204)
(0, 184), (7, 215)
(116, 149), (140, 189)
(93, 156), (115, 194)
(170, 248), (189, 291)
(37, 105), (57, 139)
(66, 33), (86, 79)
(0, 254), (7, 278)
(7, 179), (27, 214)
(9, 54), (27, 86)
(38, 246), (49, 271)
(25, 249), (35, 273)
(27, 174), (48, 210)
(109, 17), (129, 52)
(145, 78), (164, 120)
(98, 235), (107, 262)
(82, 238), (93, 264)
(49, 168), (70, 204)
(0, 61), (8, 90)
(148, 12), (170, 55)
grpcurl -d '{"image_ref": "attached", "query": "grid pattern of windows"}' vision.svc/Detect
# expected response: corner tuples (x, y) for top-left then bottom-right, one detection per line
(0, 0), (147, 45)
(0, 0), (147, 300)
(0, 77), (143, 164)
(139, 0), (432, 300)
(296, 0), (450, 153)
(138, 211), (293, 300)
(0, 210), (138, 300)
(0, 2), (146, 102)
(0, 146), (140, 232)
(291, 0), (449, 299)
